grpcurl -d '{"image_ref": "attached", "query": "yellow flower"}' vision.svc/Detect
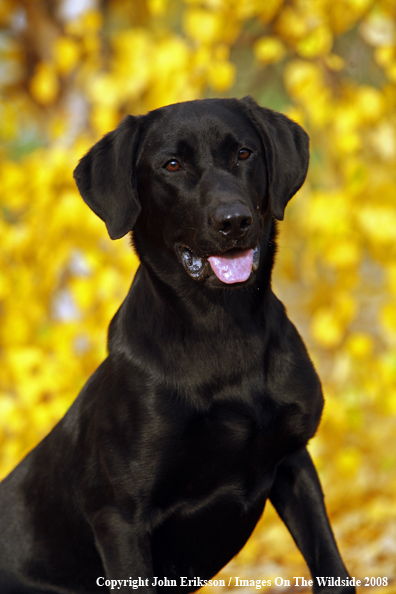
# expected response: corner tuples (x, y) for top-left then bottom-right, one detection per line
(358, 206), (396, 244)
(345, 333), (374, 358)
(311, 308), (344, 349)
(90, 105), (120, 136)
(29, 63), (59, 106)
(324, 53), (346, 71)
(310, 294), (356, 349)
(323, 240), (361, 269)
(54, 37), (80, 76)
(355, 85), (385, 124)
(207, 60), (236, 91)
(183, 8), (224, 44)
(284, 60), (324, 101)
(336, 447), (362, 476)
(147, 0), (168, 16)
(259, 0), (283, 24)
(254, 36), (286, 64)
(296, 25), (333, 58)
(275, 6), (308, 43)
(381, 303), (396, 339)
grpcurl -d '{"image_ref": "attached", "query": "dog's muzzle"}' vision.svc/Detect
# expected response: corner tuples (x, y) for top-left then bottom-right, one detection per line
(178, 245), (260, 284)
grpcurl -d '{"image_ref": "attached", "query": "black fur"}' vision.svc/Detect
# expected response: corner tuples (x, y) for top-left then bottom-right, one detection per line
(0, 97), (354, 594)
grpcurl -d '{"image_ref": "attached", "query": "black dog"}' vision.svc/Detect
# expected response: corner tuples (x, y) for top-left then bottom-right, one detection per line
(0, 97), (355, 594)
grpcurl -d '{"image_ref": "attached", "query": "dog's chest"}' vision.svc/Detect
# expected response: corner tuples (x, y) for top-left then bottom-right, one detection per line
(151, 392), (301, 515)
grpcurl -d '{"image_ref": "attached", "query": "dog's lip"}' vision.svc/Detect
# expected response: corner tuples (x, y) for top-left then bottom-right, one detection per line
(177, 244), (260, 283)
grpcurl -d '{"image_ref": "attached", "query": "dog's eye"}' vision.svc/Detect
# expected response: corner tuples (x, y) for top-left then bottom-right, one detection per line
(238, 149), (251, 161)
(165, 159), (181, 172)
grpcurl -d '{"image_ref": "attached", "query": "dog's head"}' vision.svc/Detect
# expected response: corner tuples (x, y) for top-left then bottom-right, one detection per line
(74, 97), (309, 288)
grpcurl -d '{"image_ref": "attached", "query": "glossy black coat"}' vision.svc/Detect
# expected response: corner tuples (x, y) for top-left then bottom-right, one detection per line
(0, 98), (354, 594)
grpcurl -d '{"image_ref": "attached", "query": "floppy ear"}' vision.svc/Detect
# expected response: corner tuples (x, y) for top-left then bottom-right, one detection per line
(241, 96), (309, 220)
(73, 115), (142, 240)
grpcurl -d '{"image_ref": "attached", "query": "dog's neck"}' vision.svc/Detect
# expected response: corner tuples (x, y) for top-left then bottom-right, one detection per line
(108, 218), (278, 344)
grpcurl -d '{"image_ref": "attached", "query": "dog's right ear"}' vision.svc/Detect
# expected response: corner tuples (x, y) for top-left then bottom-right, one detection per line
(73, 115), (142, 240)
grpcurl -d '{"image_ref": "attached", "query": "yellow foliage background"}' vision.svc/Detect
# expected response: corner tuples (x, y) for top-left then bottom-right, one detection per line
(1, 0), (396, 590)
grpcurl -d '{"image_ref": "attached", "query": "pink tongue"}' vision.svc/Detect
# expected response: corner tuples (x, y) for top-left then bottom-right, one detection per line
(208, 249), (253, 284)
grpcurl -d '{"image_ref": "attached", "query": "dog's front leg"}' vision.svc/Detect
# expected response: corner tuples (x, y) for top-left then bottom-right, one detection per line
(89, 506), (156, 593)
(269, 447), (355, 594)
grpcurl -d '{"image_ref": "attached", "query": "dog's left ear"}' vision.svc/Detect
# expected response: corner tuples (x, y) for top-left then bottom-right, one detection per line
(241, 96), (309, 220)
(73, 115), (142, 240)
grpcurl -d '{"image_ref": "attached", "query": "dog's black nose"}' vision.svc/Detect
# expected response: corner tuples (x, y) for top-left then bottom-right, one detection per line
(211, 204), (253, 238)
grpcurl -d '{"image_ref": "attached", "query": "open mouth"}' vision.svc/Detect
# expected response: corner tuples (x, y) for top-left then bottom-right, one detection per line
(178, 245), (260, 285)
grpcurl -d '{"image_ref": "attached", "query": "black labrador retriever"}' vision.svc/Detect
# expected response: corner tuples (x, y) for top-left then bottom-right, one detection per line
(0, 97), (355, 594)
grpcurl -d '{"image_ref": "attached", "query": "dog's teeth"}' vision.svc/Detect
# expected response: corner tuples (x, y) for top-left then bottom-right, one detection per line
(180, 248), (205, 277)
(182, 248), (193, 267)
(189, 255), (204, 274)
(252, 245), (260, 271)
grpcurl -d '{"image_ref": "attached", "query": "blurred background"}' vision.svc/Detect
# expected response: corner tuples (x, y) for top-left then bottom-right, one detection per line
(0, 0), (396, 591)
